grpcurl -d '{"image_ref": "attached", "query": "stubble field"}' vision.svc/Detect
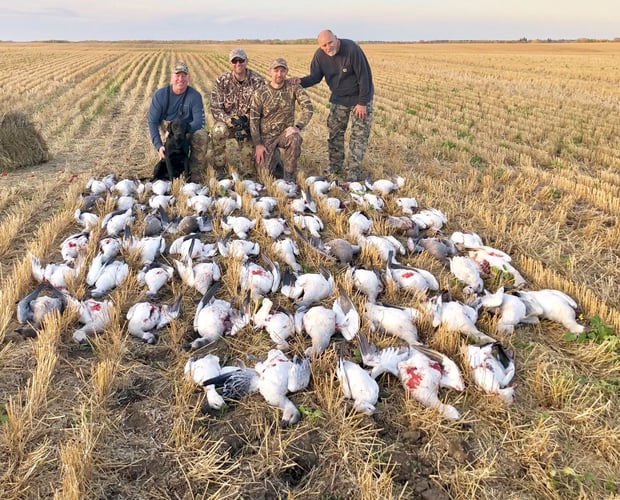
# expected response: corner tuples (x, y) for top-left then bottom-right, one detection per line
(0, 41), (619, 499)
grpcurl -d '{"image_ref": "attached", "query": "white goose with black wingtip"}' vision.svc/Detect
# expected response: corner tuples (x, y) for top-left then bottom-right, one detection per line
(465, 342), (516, 404)
(202, 349), (311, 428)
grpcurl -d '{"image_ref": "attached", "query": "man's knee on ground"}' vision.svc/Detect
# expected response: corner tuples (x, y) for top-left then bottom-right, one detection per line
(190, 129), (209, 162)
(212, 121), (230, 142)
(191, 128), (209, 145)
(288, 133), (303, 148)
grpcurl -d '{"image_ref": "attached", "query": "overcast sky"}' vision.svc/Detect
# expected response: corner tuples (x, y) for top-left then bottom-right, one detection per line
(1, 1), (618, 42)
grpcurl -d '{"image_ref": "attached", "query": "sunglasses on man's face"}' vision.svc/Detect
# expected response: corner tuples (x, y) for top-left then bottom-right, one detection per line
(231, 58), (246, 64)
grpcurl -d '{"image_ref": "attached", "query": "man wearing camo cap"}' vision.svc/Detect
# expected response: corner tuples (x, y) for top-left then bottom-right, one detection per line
(210, 48), (265, 178)
(147, 61), (209, 180)
(249, 57), (313, 182)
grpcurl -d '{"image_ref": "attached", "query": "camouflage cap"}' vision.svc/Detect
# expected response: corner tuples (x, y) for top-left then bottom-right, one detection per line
(174, 61), (189, 74)
(269, 57), (288, 70)
(229, 48), (247, 61)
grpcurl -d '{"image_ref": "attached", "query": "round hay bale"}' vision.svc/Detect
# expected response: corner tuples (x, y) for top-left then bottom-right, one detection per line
(0, 111), (49, 171)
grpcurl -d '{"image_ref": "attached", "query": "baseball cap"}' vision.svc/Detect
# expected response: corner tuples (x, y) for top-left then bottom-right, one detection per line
(269, 57), (288, 70)
(229, 48), (248, 62)
(174, 61), (189, 74)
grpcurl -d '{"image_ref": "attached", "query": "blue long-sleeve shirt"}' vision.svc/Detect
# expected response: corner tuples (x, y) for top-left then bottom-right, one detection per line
(299, 38), (374, 107)
(147, 85), (205, 150)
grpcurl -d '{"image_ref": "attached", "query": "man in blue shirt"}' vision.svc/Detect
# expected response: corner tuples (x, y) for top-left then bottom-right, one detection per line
(293, 30), (374, 181)
(147, 61), (209, 179)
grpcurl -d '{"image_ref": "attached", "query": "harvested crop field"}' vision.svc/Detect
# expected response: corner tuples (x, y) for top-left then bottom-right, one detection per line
(0, 41), (619, 499)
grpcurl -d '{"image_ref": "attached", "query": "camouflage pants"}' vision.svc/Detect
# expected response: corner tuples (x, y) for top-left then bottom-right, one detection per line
(326, 100), (373, 179)
(161, 120), (209, 173)
(261, 130), (301, 180)
(211, 120), (255, 175)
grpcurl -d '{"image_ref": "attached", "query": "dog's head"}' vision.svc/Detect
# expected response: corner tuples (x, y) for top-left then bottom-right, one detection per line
(168, 119), (190, 139)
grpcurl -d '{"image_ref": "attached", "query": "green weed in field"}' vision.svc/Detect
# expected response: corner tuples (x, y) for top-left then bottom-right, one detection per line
(544, 187), (561, 200)
(575, 374), (619, 395)
(105, 81), (122, 97)
(563, 314), (618, 350)
(469, 154), (486, 168)
(298, 405), (322, 423)
(457, 129), (473, 142)
(548, 465), (615, 496)
(0, 402), (8, 424)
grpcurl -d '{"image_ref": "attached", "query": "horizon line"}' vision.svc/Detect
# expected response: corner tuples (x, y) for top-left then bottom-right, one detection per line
(2, 37), (620, 44)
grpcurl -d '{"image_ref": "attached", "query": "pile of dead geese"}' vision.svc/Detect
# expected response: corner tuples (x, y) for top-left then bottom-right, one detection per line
(17, 170), (586, 425)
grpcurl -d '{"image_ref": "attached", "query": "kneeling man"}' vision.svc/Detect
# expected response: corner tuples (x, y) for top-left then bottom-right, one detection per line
(249, 58), (313, 182)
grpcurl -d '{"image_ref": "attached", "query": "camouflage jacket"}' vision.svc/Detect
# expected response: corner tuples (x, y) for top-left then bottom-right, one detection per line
(210, 68), (265, 124)
(249, 82), (313, 145)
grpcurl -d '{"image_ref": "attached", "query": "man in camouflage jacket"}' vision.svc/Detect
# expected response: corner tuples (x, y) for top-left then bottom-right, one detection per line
(210, 48), (265, 178)
(249, 58), (313, 182)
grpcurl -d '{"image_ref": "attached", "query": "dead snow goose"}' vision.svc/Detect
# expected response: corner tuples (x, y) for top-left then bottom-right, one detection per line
(280, 267), (334, 308)
(189, 283), (249, 349)
(365, 174), (405, 196)
(137, 263), (174, 297)
(272, 237), (302, 272)
(385, 251), (439, 296)
(30, 253), (82, 290)
(184, 354), (240, 409)
(101, 207), (134, 237)
(221, 214), (257, 240)
(364, 302), (421, 346)
(126, 296), (181, 344)
(16, 283), (66, 336)
(449, 255), (484, 294)
(202, 349), (311, 428)
(397, 349), (461, 421)
(60, 231), (89, 263)
(67, 295), (115, 344)
(479, 287), (536, 335)
(253, 297), (295, 350)
(332, 285), (360, 341)
(465, 342), (515, 404)
(425, 293), (495, 345)
(173, 255), (221, 295)
(515, 289), (584, 333)
(89, 259), (129, 298)
(346, 266), (383, 303)
(337, 356), (380, 415)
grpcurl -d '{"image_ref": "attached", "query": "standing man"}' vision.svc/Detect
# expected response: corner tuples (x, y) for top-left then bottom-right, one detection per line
(147, 61), (209, 180)
(210, 48), (265, 178)
(292, 29), (374, 181)
(249, 58), (313, 183)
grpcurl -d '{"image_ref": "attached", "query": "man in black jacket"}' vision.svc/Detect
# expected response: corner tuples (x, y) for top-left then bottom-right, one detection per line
(292, 30), (374, 181)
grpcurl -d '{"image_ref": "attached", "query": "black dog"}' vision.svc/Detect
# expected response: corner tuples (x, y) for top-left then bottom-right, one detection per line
(152, 119), (191, 180)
